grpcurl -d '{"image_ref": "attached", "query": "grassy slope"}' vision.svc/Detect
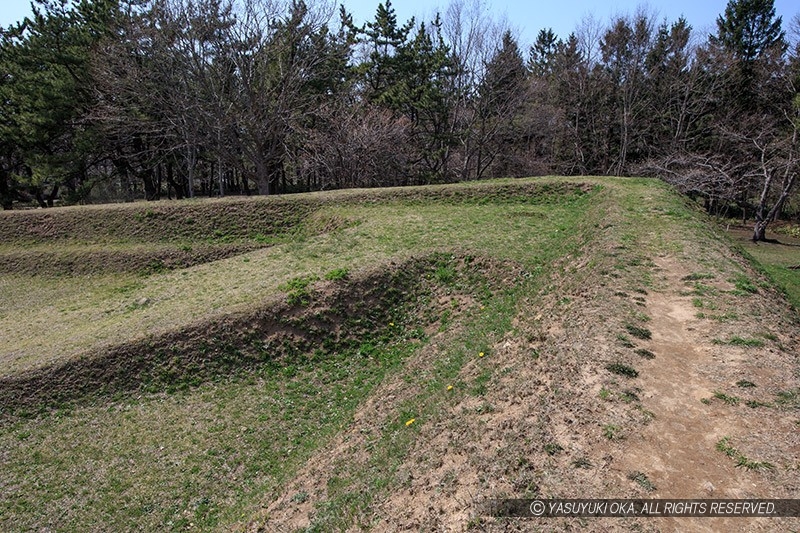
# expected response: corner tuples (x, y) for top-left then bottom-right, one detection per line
(0, 178), (593, 531)
(0, 181), (585, 377)
(730, 230), (800, 310)
(0, 178), (797, 532)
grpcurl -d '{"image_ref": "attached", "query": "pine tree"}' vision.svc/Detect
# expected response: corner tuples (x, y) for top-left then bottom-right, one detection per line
(710, 0), (786, 110)
(712, 0), (784, 62)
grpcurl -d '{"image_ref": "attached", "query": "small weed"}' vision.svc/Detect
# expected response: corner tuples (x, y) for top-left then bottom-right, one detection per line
(291, 491), (309, 504)
(434, 264), (456, 284)
(625, 324), (652, 340)
(544, 443), (563, 456)
(280, 275), (319, 306)
(736, 380), (757, 388)
(599, 387), (613, 400)
(732, 275), (758, 295)
(728, 336), (765, 347)
(713, 391), (740, 405)
(571, 457), (593, 469)
(701, 397), (711, 405)
(745, 400), (771, 408)
(716, 437), (774, 470)
(470, 371), (491, 397)
(634, 405), (656, 423)
(627, 471), (656, 491)
(324, 268), (349, 281)
(736, 456), (775, 470)
(712, 337), (765, 348)
(619, 389), (640, 403)
(616, 334), (635, 348)
(602, 424), (624, 440)
(141, 259), (168, 275)
(691, 282), (717, 296)
(716, 437), (737, 457)
(211, 229), (234, 243)
(692, 298), (718, 310)
(252, 233), (279, 244)
(776, 389), (799, 409)
(682, 273), (715, 281)
(634, 348), (655, 359)
(606, 363), (639, 378)
(475, 402), (495, 414)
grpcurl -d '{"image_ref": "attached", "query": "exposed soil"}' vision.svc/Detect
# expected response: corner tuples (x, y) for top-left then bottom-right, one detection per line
(614, 256), (799, 532)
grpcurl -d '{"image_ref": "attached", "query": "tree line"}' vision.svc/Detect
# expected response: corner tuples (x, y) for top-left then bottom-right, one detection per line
(1, 0), (798, 240)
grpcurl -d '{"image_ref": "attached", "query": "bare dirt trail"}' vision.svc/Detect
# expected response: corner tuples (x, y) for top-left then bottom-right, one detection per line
(616, 256), (799, 532)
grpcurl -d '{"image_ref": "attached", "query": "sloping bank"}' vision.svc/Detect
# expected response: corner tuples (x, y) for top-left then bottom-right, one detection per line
(0, 253), (523, 417)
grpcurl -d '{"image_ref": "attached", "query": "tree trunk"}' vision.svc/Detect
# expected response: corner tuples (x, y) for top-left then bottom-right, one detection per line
(752, 220), (768, 242)
(142, 169), (158, 201)
(254, 157), (270, 195)
(0, 168), (13, 210)
(218, 160), (224, 197)
(34, 189), (47, 208)
(166, 162), (184, 200)
(186, 146), (195, 199)
(46, 184), (59, 207)
(753, 174), (797, 242)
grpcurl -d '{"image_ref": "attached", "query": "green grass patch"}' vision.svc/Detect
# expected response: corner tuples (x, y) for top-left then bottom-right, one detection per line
(544, 443), (564, 456)
(682, 272), (715, 281)
(731, 274), (759, 295)
(712, 337), (765, 348)
(602, 423), (624, 440)
(606, 363), (639, 378)
(716, 437), (774, 471)
(279, 275), (319, 305)
(624, 324), (652, 340)
(616, 334), (635, 348)
(731, 236), (800, 308)
(323, 268), (349, 281)
(628, 471), (656, 492)
(713, 391), (740, 405)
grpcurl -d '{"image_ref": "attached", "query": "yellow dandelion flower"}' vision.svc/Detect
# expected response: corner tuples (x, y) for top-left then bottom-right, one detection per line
(405, 418), (415, 426)
(447, 385), (454, 391)
(479, 352), (485, 357)
(389, 322), (395, 327)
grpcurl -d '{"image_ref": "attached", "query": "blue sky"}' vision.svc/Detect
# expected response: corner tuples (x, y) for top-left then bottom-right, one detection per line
(1, 0), (797, 47)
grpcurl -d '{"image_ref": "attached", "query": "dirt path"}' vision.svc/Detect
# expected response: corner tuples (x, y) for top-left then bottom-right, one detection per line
(616, 256), (798, 532)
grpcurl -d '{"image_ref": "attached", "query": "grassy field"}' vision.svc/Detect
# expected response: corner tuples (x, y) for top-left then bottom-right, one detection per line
(727, 228), (800, 310)
(0, 177), (797, 532)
